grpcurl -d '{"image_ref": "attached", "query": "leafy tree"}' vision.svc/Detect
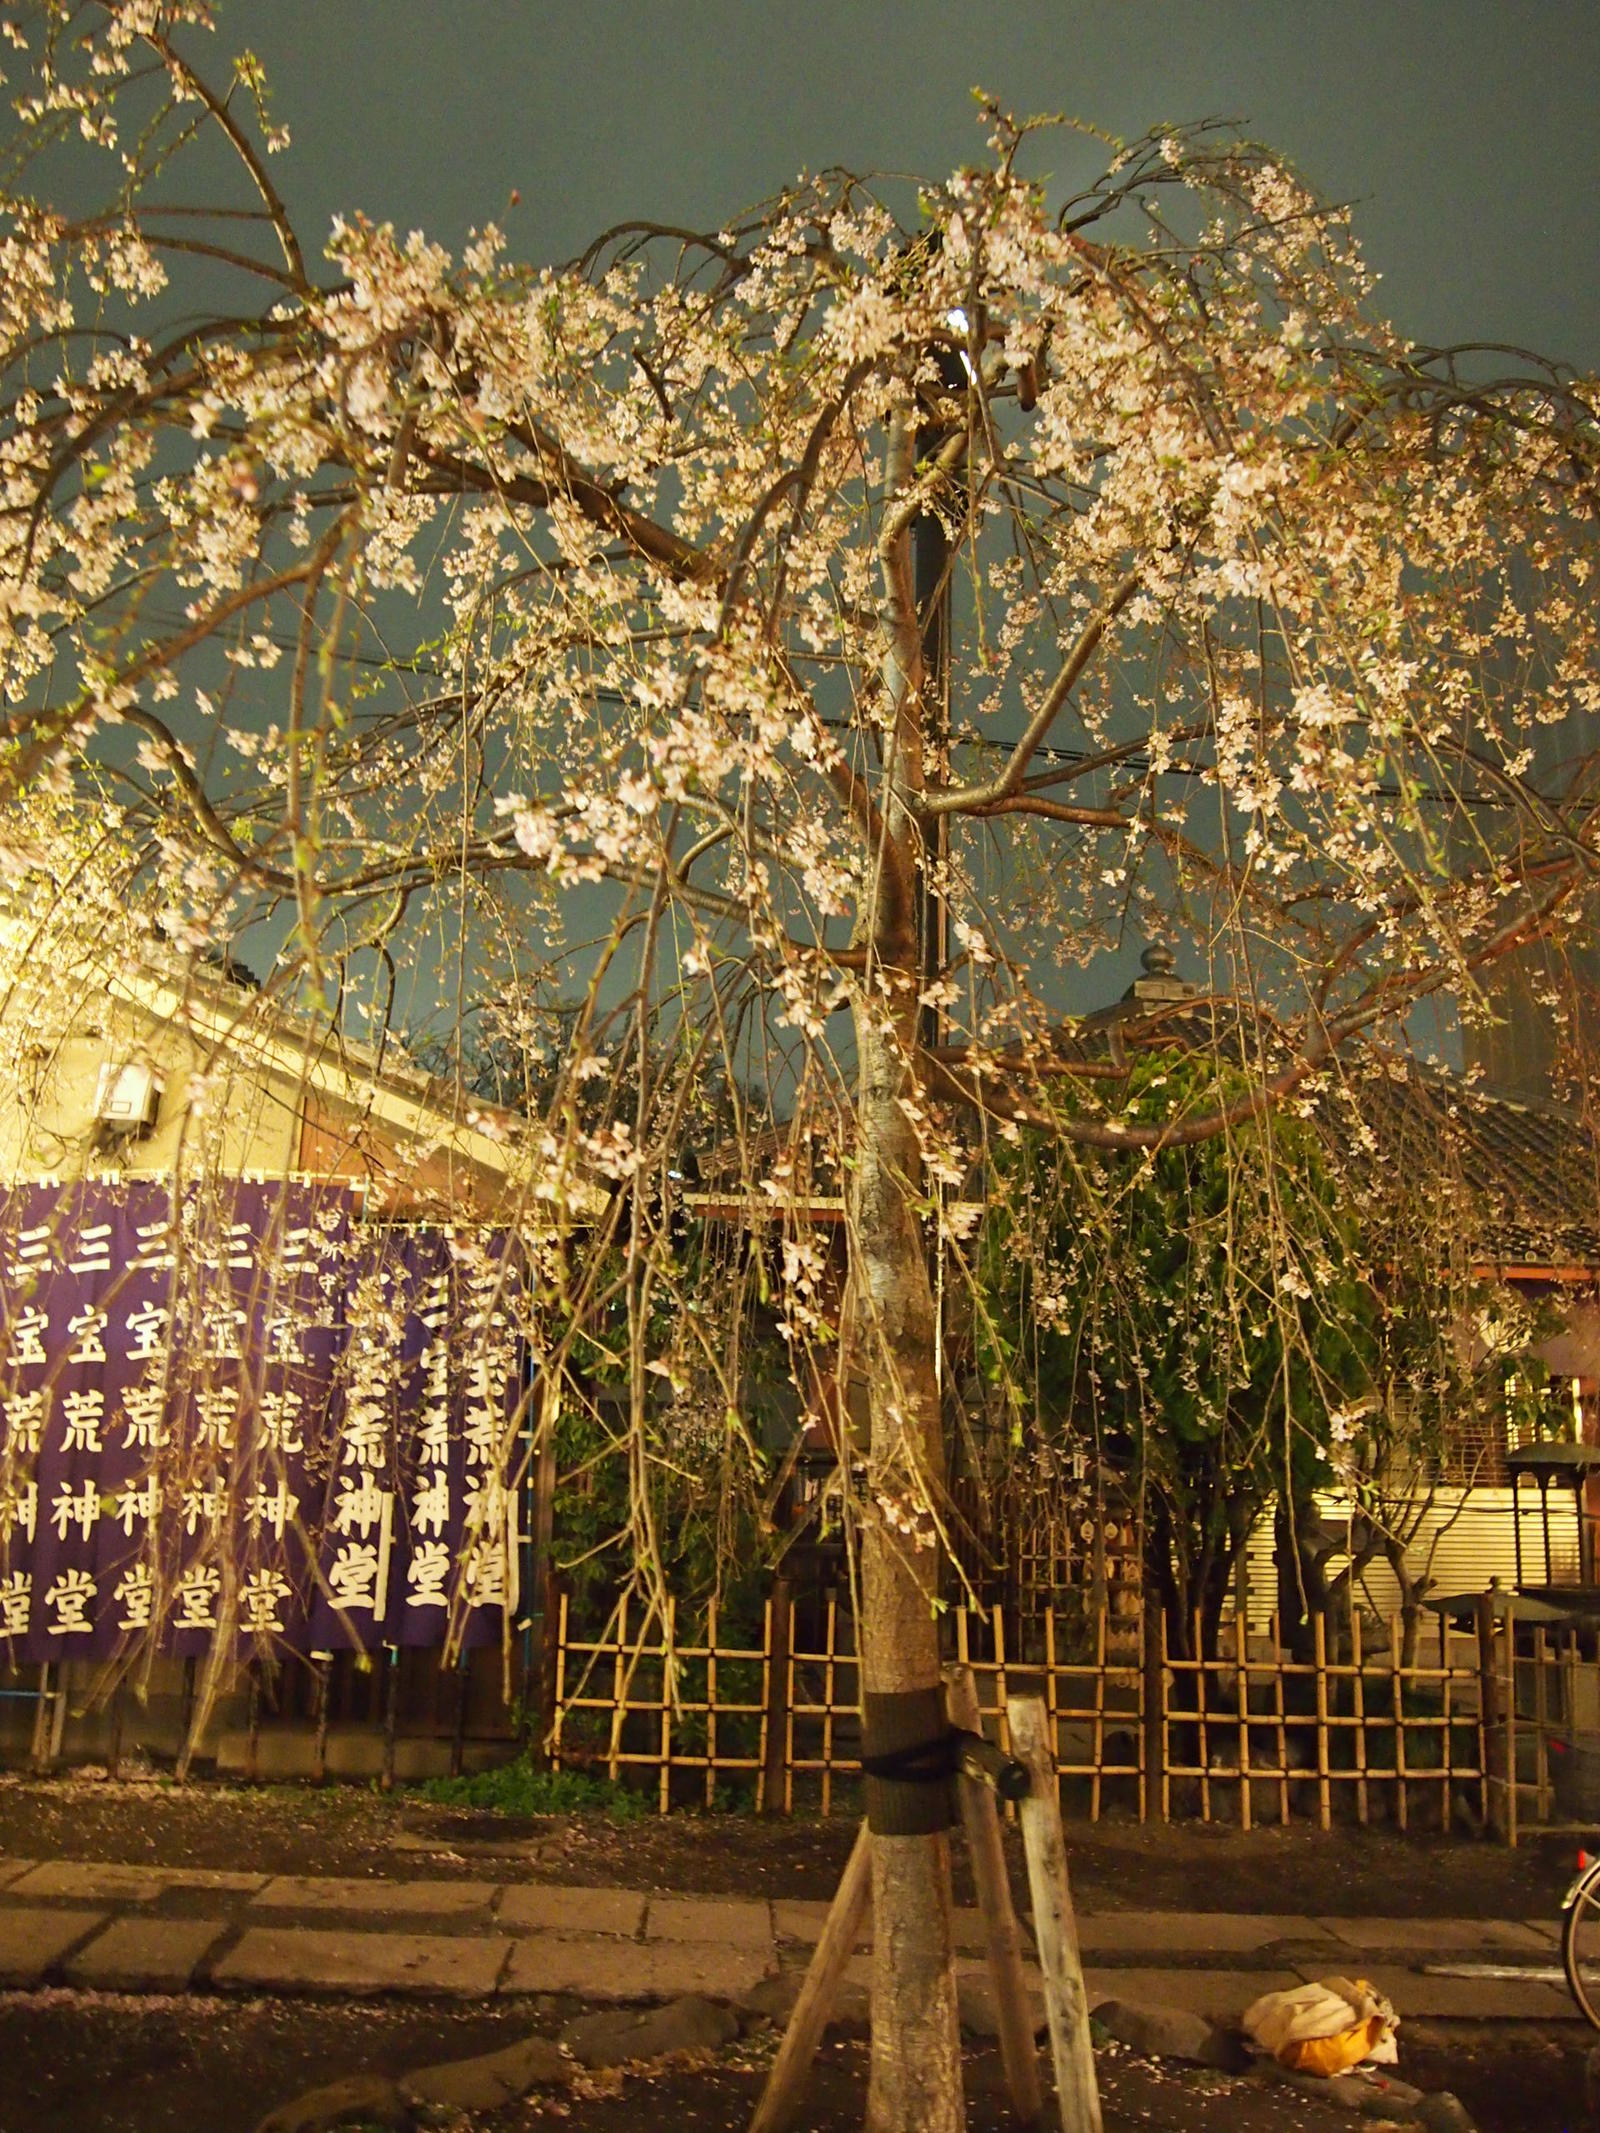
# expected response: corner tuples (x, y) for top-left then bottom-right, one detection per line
(3, 11), (1599, 2124)
(974, 1053), (1375, 1661)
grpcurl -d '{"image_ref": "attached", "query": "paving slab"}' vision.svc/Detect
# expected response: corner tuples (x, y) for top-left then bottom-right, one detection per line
(5, 1861), (263, 1903)
(1083, 1966), (1304, 2022)
(501, 1933), (769, 2002)
(212, 1926), (510, 1997)
(645, 1895), (773, 1948)
(251, 1875), (496, 1917)
(1316, 1916), (1550, 1956)
(497, 1884), (645, 1937)
(0, 1906), (107, 1985)
(8, 1861), (168, 1905)
(0, 1859), (35, 1891)
(64, 1916), (228, 1991)
(1311, 1960), (1578, 2022)
(772, 1897), (865, 1948)
(1079, 1912), (1332, 1957)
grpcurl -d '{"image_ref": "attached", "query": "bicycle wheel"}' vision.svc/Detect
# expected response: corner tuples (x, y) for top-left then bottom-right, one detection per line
(1563, 1859), (1600, 2029)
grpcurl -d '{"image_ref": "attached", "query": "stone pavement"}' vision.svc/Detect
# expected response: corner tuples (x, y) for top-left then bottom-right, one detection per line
(0, 1853), (1581, 2023)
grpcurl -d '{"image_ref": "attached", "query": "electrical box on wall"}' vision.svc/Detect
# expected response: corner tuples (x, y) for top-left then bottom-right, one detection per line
(93, 1060), (162, 1133)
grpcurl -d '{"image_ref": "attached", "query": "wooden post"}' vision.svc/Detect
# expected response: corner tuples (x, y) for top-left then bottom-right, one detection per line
(1350, 1609), (1368, 1827)
(1312, 1610), (1331, 1832)
(608, 1593), (628, 1784)
(246, 1666), (261, 1784)
(1008, 1694), (1103, 2133)
(1532, 1624), (1550, 1825)
(1503, 1599), (1519, 1849)
(1091, 1608), (1107, 1826)
(948, 1667), (1044, 2131)
(1233, 1611), (1251, 1834)
(450, 1650), (469, 1778)
(1270, 1612), (1289, 1827)
(312, 1656), (331, 1786)
(108, 1681), (124, 1782)
(380, 1644), (400, 1793)
(29, 1661), (53, 1773)
(1476, 1592), (1506, 1841)
(47, 1663), (68, 1767)
(1140, 1604), (1163, 1826)
(748, 1819), (871, 2133)
(1390, 1613), (1408, 1834)
(763, 1579), (791, 1816)
(527, 1388), (559, 1756)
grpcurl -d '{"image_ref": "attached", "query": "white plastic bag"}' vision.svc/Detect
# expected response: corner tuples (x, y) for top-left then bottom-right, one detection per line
(1241, 1976), (1399, 2075)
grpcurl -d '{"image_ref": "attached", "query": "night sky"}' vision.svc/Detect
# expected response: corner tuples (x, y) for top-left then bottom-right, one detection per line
(243, 1), (1600, 368)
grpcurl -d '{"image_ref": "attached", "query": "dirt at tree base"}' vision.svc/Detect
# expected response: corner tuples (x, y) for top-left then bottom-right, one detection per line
(0, 1995), (1583, 2133)
(0, 1769), (1578, 1917)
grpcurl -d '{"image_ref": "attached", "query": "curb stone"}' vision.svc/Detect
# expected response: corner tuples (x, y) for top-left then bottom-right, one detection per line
(252, 1994), (746, 2132)
(559, 1994), (740, 2069)
(252, 2074), (410, 2133)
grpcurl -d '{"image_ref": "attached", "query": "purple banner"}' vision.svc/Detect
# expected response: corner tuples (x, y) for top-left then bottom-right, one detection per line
(0, 1180), (528, 1665)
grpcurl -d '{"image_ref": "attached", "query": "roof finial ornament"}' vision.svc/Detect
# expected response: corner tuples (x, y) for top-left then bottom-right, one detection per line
(1125, 930), (1194, 1007)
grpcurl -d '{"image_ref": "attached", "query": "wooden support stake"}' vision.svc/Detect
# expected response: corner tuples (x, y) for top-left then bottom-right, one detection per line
(948, 1667), (1044, 2131)
(749, 1819), (871, 2133)
(1008, 1694), (1103, 2133)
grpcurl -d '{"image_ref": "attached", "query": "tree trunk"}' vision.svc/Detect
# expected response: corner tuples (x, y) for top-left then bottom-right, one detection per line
(852, 988), (963, 2133)
(845, 401), (964, 2133)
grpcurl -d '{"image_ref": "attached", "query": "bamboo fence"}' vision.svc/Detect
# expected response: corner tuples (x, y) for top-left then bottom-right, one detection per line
(546, 1591), (1587, 1833)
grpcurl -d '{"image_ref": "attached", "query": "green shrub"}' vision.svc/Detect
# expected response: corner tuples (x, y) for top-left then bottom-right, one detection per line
(413, 1757), (647, 1820)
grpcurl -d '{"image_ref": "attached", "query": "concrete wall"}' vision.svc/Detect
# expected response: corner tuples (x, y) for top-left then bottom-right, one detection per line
(0, 998), (300, 1183)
